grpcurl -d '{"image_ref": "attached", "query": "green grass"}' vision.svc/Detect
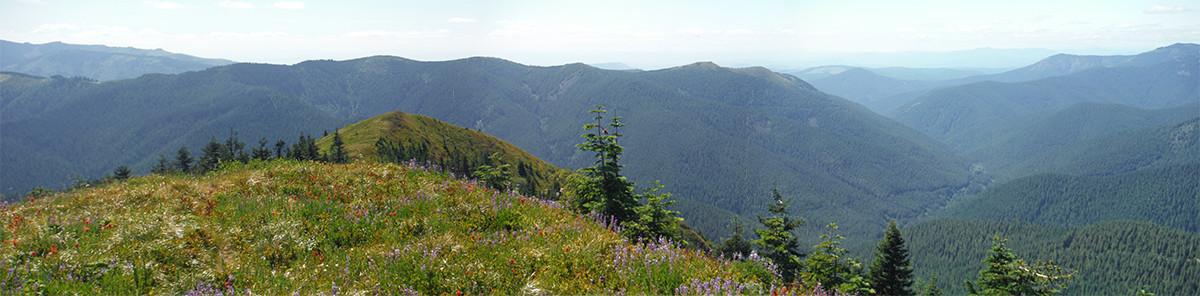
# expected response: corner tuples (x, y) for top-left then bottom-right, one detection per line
(1, 160), (802, 295)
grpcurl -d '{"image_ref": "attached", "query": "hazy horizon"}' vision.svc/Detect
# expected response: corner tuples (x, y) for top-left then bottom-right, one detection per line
(3, 0), (1197, 69)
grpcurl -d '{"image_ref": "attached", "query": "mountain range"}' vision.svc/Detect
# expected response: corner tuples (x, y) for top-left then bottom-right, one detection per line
(801, 43), (1200, 114)
(0, 40), (234, 81)
(3, 40), (1199, 294)
(0, 56), (970, 242)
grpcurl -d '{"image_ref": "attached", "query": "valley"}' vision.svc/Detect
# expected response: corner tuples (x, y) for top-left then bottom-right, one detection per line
(1, 39), (1197, 295)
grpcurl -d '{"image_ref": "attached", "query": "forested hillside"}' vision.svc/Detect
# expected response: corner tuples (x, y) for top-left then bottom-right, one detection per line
(953, 103), (1199, 180)
(939, 163), (1200, 232)
(0, 40), (233, 81)
(904, 219), (1200, 296)
(0, 57), (970, 242)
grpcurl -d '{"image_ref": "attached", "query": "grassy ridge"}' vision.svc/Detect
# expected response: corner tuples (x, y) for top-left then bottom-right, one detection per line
(315, 111), (571, 199)
(0, 160), (784, 295)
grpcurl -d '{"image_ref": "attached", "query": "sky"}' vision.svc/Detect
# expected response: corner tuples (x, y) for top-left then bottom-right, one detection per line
(3, 0), (1198, 69)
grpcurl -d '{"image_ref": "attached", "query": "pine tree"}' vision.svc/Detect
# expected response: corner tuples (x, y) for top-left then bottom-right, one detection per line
(113, 165), (132, 180)
(624, 181), (683, 243)
(920, 274), (943, 296)
(572, 105), (638, 223)
(197, 137), (226, 174)
(715, 217), (754, 260)
(752, 189), (805, 283)
(870, 220), (915, 296)
(330, 129), (349, 163)
(152, 153), (172, 174)
(966, 236), (1074, 296)
(252, 138), (273, 161)
(274, 139), (287, 159)
(174, 146), (194, 174)
(803, 222), (872, 294)
(223, 129), (249, 163)
(473, 152), (512, 190)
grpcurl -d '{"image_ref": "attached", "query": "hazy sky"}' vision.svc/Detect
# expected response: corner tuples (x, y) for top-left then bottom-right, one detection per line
(3, 0), (1197, 69)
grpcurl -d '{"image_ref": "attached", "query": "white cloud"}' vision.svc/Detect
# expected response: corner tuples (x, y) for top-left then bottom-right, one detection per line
(808, 31), (840, 36)
(1144, 5), (1189, 14)
(143, 1), (182, 9)
(273, 1), (304, 9)
(448, 17), (477, 23)
(219, 1), (255, 9)
(14, 0), (48, 5)
(344, 29), (452, 39)
(33, 23), (81, 33)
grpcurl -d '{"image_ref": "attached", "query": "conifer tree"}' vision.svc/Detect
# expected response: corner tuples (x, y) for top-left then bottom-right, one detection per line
(152, 153), (172, 174)
(174, 146), (194, 174)
(330, 129), (349, 163)
(870, 220), (915, 296)
(753, 189), (805, 283)
(252, 138), (273, 161)
(803, 222), (872, 294)
(716, 217), (754, 259)
(966, 236), (1073, 296)
(197, 137), (226, 174)
(920, 274), (943, 296)
(223, 129), (249, 163)
(473, 152), (512, 190)
(113, 165), (132, 180)
(274, 140), (287, 159)
(572, 105), (638, 223)
(625, 181), (683, 243)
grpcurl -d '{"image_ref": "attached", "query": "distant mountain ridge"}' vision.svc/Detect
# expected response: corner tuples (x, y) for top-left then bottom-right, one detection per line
(890, 46), (1199, 140)
(0, 56), (970, 242)
(0, 40), (234, 81)
(954, 103), (1200, 180)
(798, 43), (1198, 114)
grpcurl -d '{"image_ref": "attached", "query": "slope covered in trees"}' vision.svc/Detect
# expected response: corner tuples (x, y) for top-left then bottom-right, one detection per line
(0, 56), (970, 242)
(953, 103), (1199, 180)
(0, 40), (234, 81)
(940, 163), (1200, 232)
(905, 219), (1200, 296)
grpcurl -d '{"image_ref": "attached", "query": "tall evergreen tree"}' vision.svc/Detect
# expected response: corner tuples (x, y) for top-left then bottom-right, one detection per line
(870, 220), (915, 296)
(330, 129), (349, 163)
(174, 146), (194, 174)
(752, 189), (805, 283)
(920, 274), (943, 296)
(472, 152), (511, 190)
(966, 237), (1074, 296)
(197, 137), (226, 174)
(252, 138), (273, 161)
(113, 165), (132, 180)
(274, 139), (287, 159)
(803, 222), (872, 295)
(223, 129), (249, 163)
(715, 216), (754, 260)
(624, 181), (683, 243)
(289, 134), (320, 161)
(572, 105), (638, 223)
(151, 153), (172, 174)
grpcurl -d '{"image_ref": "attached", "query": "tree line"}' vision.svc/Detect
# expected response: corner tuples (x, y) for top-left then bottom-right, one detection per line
(149, 128), (349, 176)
